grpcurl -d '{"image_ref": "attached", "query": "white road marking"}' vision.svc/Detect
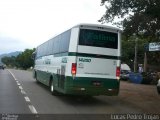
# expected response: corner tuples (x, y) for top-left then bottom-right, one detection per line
(7, 70), (17, 80)
(24, 96), (31, 102)
(21, 90), (26, 95)
(17, 83), (21, 86)
(8, 69), (38, 114)
(29, 105), (38, 114)
(19, 86), (23, 90)
(16, 81), (20, 84)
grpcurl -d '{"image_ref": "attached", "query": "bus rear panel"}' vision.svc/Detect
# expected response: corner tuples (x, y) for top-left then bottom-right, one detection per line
(64, 25), (121, 96)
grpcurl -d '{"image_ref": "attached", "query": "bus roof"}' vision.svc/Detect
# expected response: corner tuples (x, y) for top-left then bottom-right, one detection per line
(73, 23), (122, 32)
(36, 23), (122, 49)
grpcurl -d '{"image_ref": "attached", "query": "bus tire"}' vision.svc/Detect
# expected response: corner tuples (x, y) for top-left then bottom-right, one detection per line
(50, 80), (58, 95)
(35, 72), (39, 83)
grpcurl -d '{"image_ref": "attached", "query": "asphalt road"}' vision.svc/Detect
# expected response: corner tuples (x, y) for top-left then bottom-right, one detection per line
(0, 69), (31, 114)
(0, 69), (160, 119)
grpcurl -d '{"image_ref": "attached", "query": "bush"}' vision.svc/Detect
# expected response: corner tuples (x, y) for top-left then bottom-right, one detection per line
(141, 72), (152, 84)
(141, 72), (159, 84)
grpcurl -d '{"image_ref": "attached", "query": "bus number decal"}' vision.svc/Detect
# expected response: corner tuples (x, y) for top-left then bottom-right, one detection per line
(62, 57), (67, 63)
(79, 58), (91, 63)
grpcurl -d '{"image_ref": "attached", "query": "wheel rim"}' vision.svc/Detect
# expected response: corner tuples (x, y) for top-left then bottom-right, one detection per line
(51, 82), (54, 92)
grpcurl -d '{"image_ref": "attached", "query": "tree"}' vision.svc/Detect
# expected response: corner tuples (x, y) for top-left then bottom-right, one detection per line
(100, 0), (160, 71)
(99, 0), (160, 40)
(1, 48), (35, 70)
(1, 56), (17, 67)
(16, 48), (35, 70)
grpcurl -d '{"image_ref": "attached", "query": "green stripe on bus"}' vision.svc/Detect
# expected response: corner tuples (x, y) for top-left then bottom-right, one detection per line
(37, 52), (120, 60)
(68, 52), (120, 60)
(49, 52), (120, 60)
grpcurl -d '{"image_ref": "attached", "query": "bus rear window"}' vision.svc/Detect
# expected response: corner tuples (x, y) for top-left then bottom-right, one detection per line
(79, 29), (118, 49)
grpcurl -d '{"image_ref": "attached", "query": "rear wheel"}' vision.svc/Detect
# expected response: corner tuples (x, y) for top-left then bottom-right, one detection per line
(50, 80), (59, 95)
(35, 72), (39, 83)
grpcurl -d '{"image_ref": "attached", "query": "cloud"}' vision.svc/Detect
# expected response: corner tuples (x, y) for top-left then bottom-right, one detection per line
(0, 35), (29, 54)
(0, 0), (106, 54)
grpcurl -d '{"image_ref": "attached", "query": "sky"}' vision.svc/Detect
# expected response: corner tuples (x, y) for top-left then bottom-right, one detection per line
(0, 0), (107, 55)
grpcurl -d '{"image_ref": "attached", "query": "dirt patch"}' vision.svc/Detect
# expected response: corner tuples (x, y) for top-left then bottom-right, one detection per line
(119, 81), (160, 113)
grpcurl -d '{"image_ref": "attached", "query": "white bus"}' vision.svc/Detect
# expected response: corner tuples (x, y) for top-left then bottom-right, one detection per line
(33, 23), (121, 96)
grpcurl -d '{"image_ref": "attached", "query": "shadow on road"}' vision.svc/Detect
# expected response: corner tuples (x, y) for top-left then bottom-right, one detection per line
(34, 80), (111, 105)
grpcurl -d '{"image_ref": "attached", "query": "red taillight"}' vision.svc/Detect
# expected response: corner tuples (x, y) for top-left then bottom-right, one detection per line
(116, 67), (120, 78)
(71, 63), (77, 75)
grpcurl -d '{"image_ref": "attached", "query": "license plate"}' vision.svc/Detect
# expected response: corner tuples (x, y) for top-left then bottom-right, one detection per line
(92, 81), (101, 86)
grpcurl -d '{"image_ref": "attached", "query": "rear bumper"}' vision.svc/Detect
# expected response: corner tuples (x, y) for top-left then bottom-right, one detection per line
(65, 87), (119, 96)
(64, 76), (120, 96)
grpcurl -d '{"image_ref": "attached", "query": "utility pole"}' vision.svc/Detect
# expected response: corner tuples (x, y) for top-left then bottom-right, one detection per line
(143, 52), (147, 72)
(143, 43), (149, 72)
(134, 36), (138, 73)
